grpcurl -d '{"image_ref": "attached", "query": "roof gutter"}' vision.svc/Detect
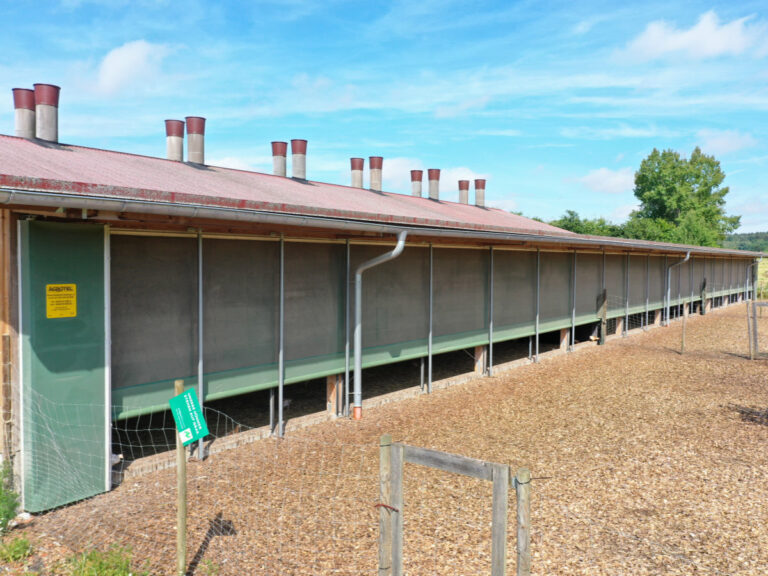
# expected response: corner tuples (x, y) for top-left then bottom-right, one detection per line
(0, 187), (763, 258)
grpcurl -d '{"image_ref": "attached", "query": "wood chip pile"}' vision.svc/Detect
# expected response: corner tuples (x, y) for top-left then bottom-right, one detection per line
(9, 303), (768, 575)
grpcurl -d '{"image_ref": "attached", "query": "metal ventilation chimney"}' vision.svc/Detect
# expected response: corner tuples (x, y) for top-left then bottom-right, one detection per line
(34, 83), (60, 142)
(185, 116), (206, 164)
(351, 158), (364, 187)
(291, 139), (307, 179)
(272, 141), (287, 176)
(12, 88), (35, 139)
(411, 170), (423, 197)
(369, 156), (383, 191)
(165, 120), (184, 161)
(475, 179), (486, 207)
(428, 169), (440, 200)
(458, 180), (470, 204)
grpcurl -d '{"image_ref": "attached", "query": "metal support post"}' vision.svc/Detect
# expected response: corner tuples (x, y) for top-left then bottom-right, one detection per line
(644, 255), (649, 330)
(277, 236), (285, 437)
(570, 251), (576, 351)
(345, 240), (350, 417)
(197, 231), (204, 458)
(624, 254), (629, 336)
(488, 246), (494, 376)
(666, 252), (690, 326)
(104, 226), (112, 492)
(535, 249), (540, 362)
(428, 244), (433, 394)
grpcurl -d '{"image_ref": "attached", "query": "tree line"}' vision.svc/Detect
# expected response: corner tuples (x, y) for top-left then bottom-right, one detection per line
(547, 147), (747, 248)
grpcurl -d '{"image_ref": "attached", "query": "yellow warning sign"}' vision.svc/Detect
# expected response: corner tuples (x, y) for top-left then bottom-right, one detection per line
(46, 284), (77, 319)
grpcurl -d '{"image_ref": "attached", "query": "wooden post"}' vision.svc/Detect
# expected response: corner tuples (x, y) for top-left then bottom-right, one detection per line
(598, 289), (607, 345)
(747, 302), (754, 360)
(175, 379), (187, 576)
(326, 374), (340, 416)
(474, 345), (487, 375)
(515, 468), (531, 576)
(391, 443), (404, 576)
(378, 434), (393, 576)
(491, 464), (509, 576)
(751, 301), (758, 360)
(681, 302), (688, 355)
(558, 328), (568, 352)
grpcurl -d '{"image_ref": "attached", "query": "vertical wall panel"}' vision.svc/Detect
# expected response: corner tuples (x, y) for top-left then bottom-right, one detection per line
(605, 254), (626, 315)
(648, 256), (665, 307)
(628, 255), (647, 309)
(574, 253), (602, 321)
(493, 250), (536, 339)
(539, 251), (571, 330)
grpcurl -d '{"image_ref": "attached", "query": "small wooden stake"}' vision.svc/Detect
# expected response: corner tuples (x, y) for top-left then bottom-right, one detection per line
(515, 468), (531, 576)
(491, 464), (509, 576)
(175, 379), (187, 576)
(598, 289), (608, 345)
(681, 303), (687, 355)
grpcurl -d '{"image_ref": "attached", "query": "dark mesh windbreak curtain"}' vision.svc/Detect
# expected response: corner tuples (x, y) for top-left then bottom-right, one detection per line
(202, 239), (278, 400)
(707, 258), (716, 293)
(679, 258), (692, 300)
(604, 254), (626, 316)
(351, 245), (429, 366)
(574, 253), (602, 322)
(111, 235), (198, 398)
(667, 256), (682, 305)
(433, 247), (488, 351)
(493, 250), (536, 340)
(693, 257), (706, 297)
(539, 251), (572, 330)
(285, 242), (346, 381)
(716, 259), (725, 293)
(628, 255), (647, 310)
(648, 256), (665, 308)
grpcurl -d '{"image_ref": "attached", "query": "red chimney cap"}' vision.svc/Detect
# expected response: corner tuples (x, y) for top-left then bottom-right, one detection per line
(33, 83), (60, 107)
(351, 157), (364, 170)
(369, 156), (383, 170)
(271, 141), (288, 156)
(474, 179), (487, 189)
(410, 170), (423, 181)
(165, 119), (185, 138)
(459, 180), (470, 190)
(185, 117), (206, 135)
(428, 169), (441, 180)
(291, 139), (308, 154)
(12, 88), (35, 111)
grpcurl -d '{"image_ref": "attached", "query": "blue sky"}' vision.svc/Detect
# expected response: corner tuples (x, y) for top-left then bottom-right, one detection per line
(1, 1), (767, 231)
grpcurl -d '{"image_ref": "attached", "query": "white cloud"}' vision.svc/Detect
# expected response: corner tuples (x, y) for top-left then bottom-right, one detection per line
(696, 129), (758, 156)
(474, 129), (522, 137)
(97, 40), (169, 96)
(561, 124), (678, 140)
(577, 167), (634, 195)
(610, 203), (638, 221)
(624, 11), (765, 61)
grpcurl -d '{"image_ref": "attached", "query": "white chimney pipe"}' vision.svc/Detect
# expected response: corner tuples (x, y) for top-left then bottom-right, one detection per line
(34, 83), (60, 142)
(369, 156), (383, 191)
(12, 88), (35, 139)
(272, 141), (287, 177)
(165, 119), (184, 162)
(351, 158), (364, 187)
(458, 180), (470, 204)
(475, 179), (486, 207)
(411, 170), (423, 197)
(291, 139), (307, 179)
(186, 116), (206, 164)
(428, 169), (440, 200)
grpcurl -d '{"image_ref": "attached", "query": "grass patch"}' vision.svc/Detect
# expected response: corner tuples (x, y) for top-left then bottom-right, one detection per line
(0, 536), (32, 562)
(62, 546), (148, 576)
(0, 462), (19, 533)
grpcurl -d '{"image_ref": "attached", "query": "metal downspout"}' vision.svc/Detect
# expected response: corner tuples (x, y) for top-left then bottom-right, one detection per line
(666, 251), (690, 326)
(746, 257), (762, 301)
(488, 246), (494, 376)
(344, 239), (350, 417)
(535, 249), (540, 362)
(570, 251), (576, 351)
(644, 255), (649, 330)
(353, 231), (407, 419)
(197, 231), (204, 457)
(624, 254), (629, 336)
(278, 237), (285, 436)
(428, 244), (433, 394)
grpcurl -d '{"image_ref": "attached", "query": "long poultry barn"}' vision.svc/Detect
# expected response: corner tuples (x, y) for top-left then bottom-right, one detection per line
(0, 84), (762, 512)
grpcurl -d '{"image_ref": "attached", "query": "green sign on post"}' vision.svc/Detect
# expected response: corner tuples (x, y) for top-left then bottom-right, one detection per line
(169, 388), (209, 446)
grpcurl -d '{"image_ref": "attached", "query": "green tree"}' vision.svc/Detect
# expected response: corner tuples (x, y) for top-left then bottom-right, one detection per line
(549, 210), (623, 237)
(626, 147), (740, 246)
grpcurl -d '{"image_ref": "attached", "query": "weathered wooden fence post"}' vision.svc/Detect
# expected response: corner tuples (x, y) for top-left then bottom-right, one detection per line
(175, 379), (187, 576)
(391, 442), (404, 576)
(515, 468), (531, 576)
(751, 301), (758, 360)
(379, 434), (393, 576)
(681, 303), (688, 354)
(491, 464), (510, 576)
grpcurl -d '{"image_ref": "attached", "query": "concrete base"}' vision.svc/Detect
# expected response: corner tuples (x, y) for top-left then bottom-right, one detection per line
(559, 328), (569, 351)
(654, 310), (662, 326)
(704, 299), (712, 314)
(474, 345), (487, 375)
(326, 374), (342, 416)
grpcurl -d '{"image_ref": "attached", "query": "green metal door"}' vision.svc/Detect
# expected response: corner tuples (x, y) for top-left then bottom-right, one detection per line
(20, 221), (107, 512)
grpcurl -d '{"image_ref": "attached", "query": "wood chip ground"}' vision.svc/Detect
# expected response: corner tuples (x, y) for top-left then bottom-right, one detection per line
(4, 303), (768, 575)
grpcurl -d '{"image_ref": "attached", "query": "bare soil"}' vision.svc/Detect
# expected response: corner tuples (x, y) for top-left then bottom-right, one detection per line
(5, 302), (768, 575)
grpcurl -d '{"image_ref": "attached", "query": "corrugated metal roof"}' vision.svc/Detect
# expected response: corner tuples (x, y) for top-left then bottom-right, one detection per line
(0, 135), (762, 258)
(0, 135), (571, 237)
